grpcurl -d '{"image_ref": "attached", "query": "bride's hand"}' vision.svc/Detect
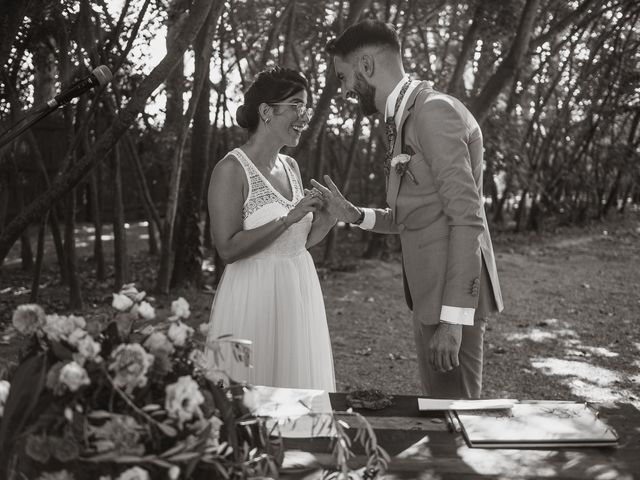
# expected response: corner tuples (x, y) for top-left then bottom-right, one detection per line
(284, 193), (322, 226)
(305, 188), (338, 224)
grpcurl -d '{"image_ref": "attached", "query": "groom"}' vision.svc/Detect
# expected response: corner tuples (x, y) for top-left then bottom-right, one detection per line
(312, 20), (504, 399)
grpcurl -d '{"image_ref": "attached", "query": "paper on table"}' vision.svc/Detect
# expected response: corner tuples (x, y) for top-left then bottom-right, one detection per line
(456, 402), (619, 447)
(250, 385), (337, 438)
(418, 398), (517, 411)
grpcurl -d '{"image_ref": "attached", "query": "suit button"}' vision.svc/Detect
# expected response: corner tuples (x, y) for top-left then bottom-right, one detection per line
(470, 277), (480, 296)
(398, 224), (406, 232)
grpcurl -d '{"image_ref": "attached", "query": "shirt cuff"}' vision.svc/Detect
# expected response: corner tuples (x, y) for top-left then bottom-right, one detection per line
(440, 305), (475, 326)
(355, 208), (376, 230)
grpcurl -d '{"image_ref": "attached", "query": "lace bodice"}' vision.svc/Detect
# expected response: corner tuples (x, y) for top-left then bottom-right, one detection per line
(230, 148), (312, 258)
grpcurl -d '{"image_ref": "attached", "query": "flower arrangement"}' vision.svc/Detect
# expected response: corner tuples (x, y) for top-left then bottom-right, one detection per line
(0, 284), (276, 480)
(0, 284), (389, 480)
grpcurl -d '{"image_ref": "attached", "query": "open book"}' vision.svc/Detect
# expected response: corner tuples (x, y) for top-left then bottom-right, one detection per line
(455, 401), (619, 448)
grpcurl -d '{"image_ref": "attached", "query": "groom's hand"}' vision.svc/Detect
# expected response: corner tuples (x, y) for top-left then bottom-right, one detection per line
(429, 323), (462, 372)
(310, 175), (361, 223)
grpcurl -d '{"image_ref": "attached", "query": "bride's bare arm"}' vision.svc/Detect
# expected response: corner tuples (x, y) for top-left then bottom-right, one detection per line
(208, 156), (321, 264)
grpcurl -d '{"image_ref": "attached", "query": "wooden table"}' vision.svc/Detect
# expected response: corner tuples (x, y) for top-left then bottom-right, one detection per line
(280, 393), (640, 479)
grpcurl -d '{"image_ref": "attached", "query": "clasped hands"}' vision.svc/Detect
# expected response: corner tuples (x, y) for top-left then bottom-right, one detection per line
(287, 175), (346, 225)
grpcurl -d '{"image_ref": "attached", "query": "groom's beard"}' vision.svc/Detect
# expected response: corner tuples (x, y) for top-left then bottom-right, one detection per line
(354, 72), (378, 116)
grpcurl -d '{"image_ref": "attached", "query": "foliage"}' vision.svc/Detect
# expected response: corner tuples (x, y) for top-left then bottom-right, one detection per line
(0, 283), (389, 479)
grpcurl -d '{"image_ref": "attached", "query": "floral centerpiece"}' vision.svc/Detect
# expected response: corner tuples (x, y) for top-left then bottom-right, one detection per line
(0, 284), (279, 480)
(0, 285), (389, 480)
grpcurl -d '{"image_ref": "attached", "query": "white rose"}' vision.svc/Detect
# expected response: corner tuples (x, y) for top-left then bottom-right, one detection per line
(143, 332), (174, 355)
(59, 361), (90, 392)
(12, 304), (46, 336)
(165, 376), (205, 427)
(76, 334), (102, 362)
(137, 301), (155, 320)
(170, 297), (190, 320)
(112, 293), (134, 312)
(0, 380), (10, 417)
(167, 321), (194, 347)
(109, 344), (154, 393)
(115, 466), (150, 480)
(67, 328), (86, 347)
(390, 153), (411, 168)
(43, 314), (84, 342)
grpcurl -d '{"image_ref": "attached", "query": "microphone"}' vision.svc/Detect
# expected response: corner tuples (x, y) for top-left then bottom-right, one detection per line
(47, 65), (113, 108)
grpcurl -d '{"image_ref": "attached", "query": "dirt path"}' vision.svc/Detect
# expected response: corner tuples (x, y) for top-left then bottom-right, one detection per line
(321, 217), (640, 406)
(1, 214), (639, 405)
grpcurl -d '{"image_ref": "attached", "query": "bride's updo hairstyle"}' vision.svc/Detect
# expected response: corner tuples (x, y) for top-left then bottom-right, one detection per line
(235, 66), (309, 134)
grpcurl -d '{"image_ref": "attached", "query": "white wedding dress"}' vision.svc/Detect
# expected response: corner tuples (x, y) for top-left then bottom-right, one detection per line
(205, 148), (335, 391)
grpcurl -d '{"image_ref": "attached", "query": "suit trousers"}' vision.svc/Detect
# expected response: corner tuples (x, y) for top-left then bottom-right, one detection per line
(413, 318), (486, 399)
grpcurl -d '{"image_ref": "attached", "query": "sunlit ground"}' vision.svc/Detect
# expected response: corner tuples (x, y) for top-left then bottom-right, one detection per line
(504, 317), (639, 409)
(3, 221), (154, 268)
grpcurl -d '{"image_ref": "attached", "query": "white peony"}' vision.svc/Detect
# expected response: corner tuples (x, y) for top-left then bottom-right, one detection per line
(137, 301), (155, 320)
(167, 321), (194, 347)
(12, 304), (46, 336)
(112, 293), (134, 312)
(109, 344), (154, 393)
(143, 332), (174, 355)
(43, 314), (86, 342)
(170, 297), (191, 320)
(59, 361), (90, 392)
(165, 376), (205, 428)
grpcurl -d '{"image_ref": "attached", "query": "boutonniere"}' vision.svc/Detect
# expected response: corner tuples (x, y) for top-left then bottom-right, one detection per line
(390, 145), (418, 184)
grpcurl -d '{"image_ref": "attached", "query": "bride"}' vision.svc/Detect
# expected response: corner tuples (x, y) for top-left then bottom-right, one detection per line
(204, 67), (336, 391)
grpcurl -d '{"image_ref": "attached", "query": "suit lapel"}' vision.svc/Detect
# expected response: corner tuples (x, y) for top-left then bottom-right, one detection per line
(386, 82), (432, 213)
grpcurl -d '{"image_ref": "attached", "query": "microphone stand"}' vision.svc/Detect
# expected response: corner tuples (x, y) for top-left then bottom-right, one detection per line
(0, 101), (61, 149)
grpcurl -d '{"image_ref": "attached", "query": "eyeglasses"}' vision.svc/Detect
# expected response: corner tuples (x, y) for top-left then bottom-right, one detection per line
(270, 102), (314, 120)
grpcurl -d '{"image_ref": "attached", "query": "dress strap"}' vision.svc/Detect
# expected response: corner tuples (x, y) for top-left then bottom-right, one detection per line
(228, 148), (255, 208)
(279, 155), (303, 201)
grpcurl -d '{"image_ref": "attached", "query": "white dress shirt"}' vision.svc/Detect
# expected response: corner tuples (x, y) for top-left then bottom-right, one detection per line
(354, 77), (475, 325)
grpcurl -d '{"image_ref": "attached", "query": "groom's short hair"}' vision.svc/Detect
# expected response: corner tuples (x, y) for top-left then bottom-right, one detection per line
(326, 19), (401, 57)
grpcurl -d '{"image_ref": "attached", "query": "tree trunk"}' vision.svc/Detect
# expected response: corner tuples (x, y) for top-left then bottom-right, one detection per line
(10, 159), (33, 271)
(281, 0), (297, 69)
(471, 0), (541, 125)
(157, 2), (220, 294)
(29, 212), (48, 303)
(447, 2), (483, 97)
(64, 186), (83, 309)
(515, 190), (528, 233)
(89, 166), (106, 280)
(0, 0), (216, 264)
(112, 144), (128, 290)
(171, 4), (219, 289)
(0, 171), (8, 234)
(123, 133), (162, 232)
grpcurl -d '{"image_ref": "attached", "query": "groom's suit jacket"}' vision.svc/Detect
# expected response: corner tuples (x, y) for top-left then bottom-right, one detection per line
(369, 82), (504, 325)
